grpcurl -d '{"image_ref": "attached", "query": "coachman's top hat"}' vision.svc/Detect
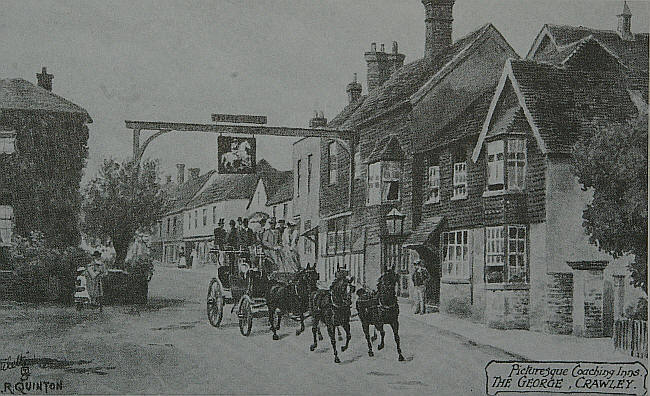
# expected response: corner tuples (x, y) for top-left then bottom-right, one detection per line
(92, 250), (101, 258)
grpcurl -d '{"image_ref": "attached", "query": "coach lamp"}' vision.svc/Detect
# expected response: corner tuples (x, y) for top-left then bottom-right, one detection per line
(385, 208), (405, 236)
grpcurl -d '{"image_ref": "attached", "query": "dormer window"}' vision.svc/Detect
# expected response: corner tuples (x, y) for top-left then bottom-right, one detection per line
(486, 137), (526, 192)
(0, 131), (16, 155)
(366, 135), (405, 206)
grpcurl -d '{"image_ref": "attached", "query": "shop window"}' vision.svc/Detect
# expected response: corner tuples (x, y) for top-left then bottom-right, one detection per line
(441, 230), (470, 279)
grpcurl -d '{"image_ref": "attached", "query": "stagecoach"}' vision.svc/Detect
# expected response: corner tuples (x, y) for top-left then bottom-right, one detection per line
(206, 246), (274, 336)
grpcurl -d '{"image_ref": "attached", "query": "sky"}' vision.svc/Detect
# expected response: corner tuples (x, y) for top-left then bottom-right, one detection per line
(1, 0), (647, 183)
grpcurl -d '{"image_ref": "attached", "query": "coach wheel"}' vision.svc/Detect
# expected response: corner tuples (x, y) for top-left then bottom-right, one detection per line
(239, 298), (253, 336)
(207, 279), (224, 327)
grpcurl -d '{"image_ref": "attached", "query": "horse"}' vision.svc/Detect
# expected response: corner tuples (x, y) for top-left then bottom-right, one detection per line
(266, 264), (319, 340)
(355, 266), (404, 361)
(309, 270), (355, 363)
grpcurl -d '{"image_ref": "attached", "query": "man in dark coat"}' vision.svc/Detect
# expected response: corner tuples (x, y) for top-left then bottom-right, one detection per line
(213, 218), (226, 266)
(412, 259), (431, 315)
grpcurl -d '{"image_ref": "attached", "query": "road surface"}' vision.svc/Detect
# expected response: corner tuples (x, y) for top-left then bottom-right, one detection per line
(0, 264), (516, 395)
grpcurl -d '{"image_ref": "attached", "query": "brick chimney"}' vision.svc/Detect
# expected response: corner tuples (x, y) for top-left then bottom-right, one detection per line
(365, 42), (391, 92)
(346, 73), (362, 103)
(309, 111), (327, 128)
(617, 1), (633, 41)
(422, 0), (455, 59)
(176, 163), (185, 184)
(36, 67), (53, 91)
(188, 168), (200, 180)
(388, 41), (406, 74)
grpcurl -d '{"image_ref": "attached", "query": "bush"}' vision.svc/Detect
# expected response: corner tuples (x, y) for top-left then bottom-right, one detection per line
(624, 297), (648, 322)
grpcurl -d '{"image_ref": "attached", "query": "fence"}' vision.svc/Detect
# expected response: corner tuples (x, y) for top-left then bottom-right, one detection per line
(613, 319), (648, 359)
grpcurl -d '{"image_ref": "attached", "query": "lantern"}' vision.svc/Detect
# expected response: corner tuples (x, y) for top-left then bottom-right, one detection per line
(385, 208), (405, 235)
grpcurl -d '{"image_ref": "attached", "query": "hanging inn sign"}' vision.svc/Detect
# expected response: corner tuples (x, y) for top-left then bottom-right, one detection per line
(217, 135), (256, 174)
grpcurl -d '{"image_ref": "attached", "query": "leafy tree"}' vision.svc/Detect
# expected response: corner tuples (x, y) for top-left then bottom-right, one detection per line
(82, 158), (165, 267)
(572, 114), (648, 293)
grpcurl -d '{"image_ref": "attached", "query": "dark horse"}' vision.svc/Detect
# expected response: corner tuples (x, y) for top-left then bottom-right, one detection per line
(356, 266), (404, 361)
(266, 264), (319, 340)
(309, 271), (354, 363)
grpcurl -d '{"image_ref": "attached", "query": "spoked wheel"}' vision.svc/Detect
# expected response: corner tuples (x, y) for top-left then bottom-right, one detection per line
(239, 297), (253, 336)
(207, 279), (224, 327)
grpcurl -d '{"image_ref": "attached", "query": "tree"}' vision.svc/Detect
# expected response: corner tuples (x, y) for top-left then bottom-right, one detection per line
(572, 114), (648, 293)
(82, 158), (165, 267)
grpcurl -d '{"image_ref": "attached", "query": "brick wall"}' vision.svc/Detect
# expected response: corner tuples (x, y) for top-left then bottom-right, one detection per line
(485, 288), (530, 329)
(545, 272), (573, 334)
(583, 269), (604, 337)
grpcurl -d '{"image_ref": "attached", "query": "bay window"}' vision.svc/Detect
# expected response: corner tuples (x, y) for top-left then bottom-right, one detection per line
(367, 161), (401, 205)
(0, 205), (13, 245)
(485, 225), (528, 284)
(442, 230), (470, 280)
(486, 138), (526, 192)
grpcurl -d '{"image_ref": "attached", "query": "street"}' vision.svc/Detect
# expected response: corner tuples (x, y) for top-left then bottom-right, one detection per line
(0, 264), (516, 395)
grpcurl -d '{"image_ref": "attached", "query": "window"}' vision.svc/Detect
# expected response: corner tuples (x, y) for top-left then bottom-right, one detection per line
(327, 221), (336, 255)
(307, 154), (312, 194)
(367, 162), (381, 205)
(212, 206), (216, 224)
(167, 218), (171, 234)
(158, 221), (162, 237)
(425, 156), (440, 204)
(194, 210), (198, 228)
(326, 217), (349, 255)
(272, 206), (276, 218)
(484, 225), (527, 284)
(202, 209), (207, 226)
(354, 147), (361, 179)
(283, 203), (288, 219)
(173, 216), (177, 235)
(0, 131), (16, 154)
(328, 141), (337, 184)
(187, 213), (191, 230)
(381, 161), (400, 202)
(442, 230), (470, 279)
(296, 159), (301, 197)
(0, 205), (13, 245)
(487, 140), (504, 190)
(303, 219), (312, 255)
(507, 139), (526, 190)
(453, 162), (467, 199)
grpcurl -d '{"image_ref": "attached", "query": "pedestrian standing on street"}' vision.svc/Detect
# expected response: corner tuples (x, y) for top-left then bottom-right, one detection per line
(188, 245), (197, 269)
(87, 251), (107, 310)
(213, 218), (226, 266)
(412, 259), (430, 315)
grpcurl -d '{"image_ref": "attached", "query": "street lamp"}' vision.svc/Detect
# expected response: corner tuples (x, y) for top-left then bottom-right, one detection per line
(386, 208), (405, 235)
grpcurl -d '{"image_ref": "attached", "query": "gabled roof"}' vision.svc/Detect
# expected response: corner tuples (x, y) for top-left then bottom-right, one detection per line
(366, 134), (405, 163)
(327, 94), (367, 129)
(265, 171), (293, 206)
(473, 58), (639, 160)
(0, 78), (92, 122)
(335, 23), (515, 129)
(164, 170), (216, 214)
(527, 24), (649, 71)
(187, 173), (259, 209)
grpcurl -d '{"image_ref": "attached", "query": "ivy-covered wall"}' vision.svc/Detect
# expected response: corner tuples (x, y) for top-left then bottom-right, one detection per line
(0, 110), (89, 248)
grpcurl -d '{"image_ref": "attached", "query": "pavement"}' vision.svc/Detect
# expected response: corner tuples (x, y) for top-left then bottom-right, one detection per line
(398, 299), (646, 364)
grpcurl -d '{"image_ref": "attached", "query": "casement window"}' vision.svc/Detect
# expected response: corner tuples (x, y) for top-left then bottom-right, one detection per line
(187, 213), (191, 230)
(296, 159), (301, 197)
(326, 217), (349, 255)
(367, 161), (401, 205)
(486, 138), (526, 192)
(194, 210), (198, 228)
(307, 155), (312, 194)
(283, 203), (288, 219)
(453, 162), (467, 199)
(212, 206), (216, 224)
(202, 209), (207, 226)
(0, 205), (13, 245)
(487, 140), (505, 190)
(442, 230), (470, 280)
(0, 131), (16, 155)
(425, 157), (441, 204)
(327, 221), (336, 255)
(173, 216), (178, 234)
(328, 141), (337, 185)
(485, 225), (527, 284)
(507, 139), (526, 190)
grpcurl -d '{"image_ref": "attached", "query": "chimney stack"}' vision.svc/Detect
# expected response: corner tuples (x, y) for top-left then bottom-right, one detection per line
(346, 73), (362, 103)
(617, 1), (633, 41)
(176, 163), (185, 184)
(365, 41), (404, 92)
(189, 168), (200, 180)
(422, 0), (455, 59)
(36, 67), (53, 91)
(309, 111), (328, 128)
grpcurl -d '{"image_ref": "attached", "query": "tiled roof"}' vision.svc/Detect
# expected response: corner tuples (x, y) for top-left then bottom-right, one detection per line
(340, 23), (495, 128)
(265, 171), (293, 205)
(541, 24), (649, 71)
(404, 216), (444, 247)
(366, 134), (405, 163)
(165, 170), (216, 214)
(187, 173), (259, 209)
(0, 78), (92, 122)
(509, 59), (639, 153)
(327, 95), (366, 129)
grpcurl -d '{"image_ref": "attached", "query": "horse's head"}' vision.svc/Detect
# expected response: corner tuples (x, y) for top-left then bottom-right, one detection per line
(331, 268), (355, 307)
(295, 263), (319, 295)
(377, 266), (399, 295)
